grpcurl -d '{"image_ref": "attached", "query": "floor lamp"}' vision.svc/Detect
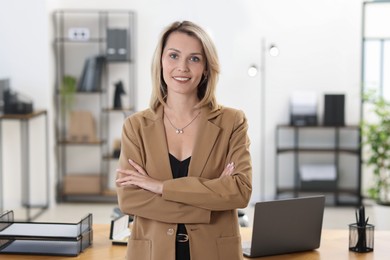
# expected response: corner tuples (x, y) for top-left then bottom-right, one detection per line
(248, 38), (279, 201)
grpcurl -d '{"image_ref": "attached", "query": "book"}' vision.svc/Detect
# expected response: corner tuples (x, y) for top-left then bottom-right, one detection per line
(78, 55), (106, 92)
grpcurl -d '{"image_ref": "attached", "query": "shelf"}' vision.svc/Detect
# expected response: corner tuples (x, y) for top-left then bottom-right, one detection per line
(55, 38), (105, 43)
(103, 107), (135, 112)
(277, 187), (358, 195)
(275, 125), (362, 206)
(103, 189), (117, 196)
(61, 194), (117, 203)
(277, 124), (360, 129)
(58, 140), (106, 145)
(63, 175), (102, 195)
(277, 148), (360, 154)
(76, 90), (104, 94)
(103, 155), (120, 160)
(0, 109), (47, 120)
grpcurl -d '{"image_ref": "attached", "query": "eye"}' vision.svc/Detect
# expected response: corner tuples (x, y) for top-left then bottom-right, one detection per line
(190, 56), (201, 62)
(169, 53), (178, 59)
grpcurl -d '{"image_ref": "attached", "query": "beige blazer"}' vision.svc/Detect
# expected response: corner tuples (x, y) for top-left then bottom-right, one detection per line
(117, 105), (252, 260)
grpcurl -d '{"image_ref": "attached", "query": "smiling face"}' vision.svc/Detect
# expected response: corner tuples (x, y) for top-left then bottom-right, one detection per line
(161, 31), (206, 99)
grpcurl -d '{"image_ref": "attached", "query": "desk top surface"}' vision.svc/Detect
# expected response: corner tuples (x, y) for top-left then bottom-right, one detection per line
(1, 224), (389, 260)
(0, 110), (46, 120)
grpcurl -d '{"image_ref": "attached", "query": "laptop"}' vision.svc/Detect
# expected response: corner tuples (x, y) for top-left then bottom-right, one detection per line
(242, 195), (325, 258)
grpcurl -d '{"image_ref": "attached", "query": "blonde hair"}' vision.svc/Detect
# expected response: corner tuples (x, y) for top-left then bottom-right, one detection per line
(150, 21), (220, 111)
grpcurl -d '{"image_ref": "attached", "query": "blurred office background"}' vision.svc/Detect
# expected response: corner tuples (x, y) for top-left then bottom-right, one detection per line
(1, 0), (389, 229)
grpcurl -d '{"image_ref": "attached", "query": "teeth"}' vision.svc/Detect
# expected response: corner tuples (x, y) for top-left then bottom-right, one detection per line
(174, 77), (190, 81)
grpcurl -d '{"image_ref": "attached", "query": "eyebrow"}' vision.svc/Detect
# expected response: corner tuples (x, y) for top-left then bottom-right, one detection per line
(167, 48), (203, 56)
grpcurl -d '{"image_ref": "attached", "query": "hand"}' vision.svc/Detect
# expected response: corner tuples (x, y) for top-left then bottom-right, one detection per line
(219, 162), (235, 178)
(116, 159), (163, 194)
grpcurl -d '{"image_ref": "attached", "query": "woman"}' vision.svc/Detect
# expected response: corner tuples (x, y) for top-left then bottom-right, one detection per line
(116, 20), (252, 260)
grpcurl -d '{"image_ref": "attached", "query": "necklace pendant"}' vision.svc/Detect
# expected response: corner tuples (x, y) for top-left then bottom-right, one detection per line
(165, 111), (201, 135)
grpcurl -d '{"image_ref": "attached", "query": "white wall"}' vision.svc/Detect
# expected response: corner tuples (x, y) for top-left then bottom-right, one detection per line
(257, 0), (362, 199)
(0, 0), (54, 212)
(0, 0), (363, 211)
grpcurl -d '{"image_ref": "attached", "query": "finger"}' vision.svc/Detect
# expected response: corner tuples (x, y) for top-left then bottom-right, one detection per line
(221, 164), (230, 176)
(226, 162), (234, 170)
(226, 162), (235, 175)
(116, 174), (141, 187)
(116, 171), (144, 182)
(120, 180), (133, 186)
(220, 162), (234, 178)
(116, 176), (130, 184)
(229, 162), (235, 168)
(116, 178), (130, 187)
(128, 159), (147, 175)
(116, 168), (135, 176)
(118, 180), (135, 187)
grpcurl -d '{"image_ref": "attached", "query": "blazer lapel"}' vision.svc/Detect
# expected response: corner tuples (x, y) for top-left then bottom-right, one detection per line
(143, 107), (173, 180)
(189, 107), (221, 177)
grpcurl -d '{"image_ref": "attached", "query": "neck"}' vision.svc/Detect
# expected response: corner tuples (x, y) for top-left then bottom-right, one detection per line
(166, 95), (199, 116)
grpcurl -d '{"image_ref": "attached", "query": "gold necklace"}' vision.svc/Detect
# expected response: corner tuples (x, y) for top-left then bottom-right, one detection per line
(165, 111), (201, 134)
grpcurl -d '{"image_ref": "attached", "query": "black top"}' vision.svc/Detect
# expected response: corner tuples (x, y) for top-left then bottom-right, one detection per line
(169, 153), (191, 178)
(169, 154), (190, 236)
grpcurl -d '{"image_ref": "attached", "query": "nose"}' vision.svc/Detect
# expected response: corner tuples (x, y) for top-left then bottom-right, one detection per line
(177, 59), (189, 72)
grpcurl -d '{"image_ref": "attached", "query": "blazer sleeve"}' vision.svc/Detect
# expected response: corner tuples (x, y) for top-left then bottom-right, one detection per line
(116, 116), (211, 224)
(162, 109), (252, 211)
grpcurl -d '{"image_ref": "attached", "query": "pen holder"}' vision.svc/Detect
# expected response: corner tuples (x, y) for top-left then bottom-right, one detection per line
(349, 223), (374, 253)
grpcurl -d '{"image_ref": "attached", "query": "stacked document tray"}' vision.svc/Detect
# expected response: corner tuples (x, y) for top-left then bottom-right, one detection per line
(0, 210), (92, 256)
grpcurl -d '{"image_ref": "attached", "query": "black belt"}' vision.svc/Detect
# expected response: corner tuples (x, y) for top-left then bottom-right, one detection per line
(176, 233), (189, 243)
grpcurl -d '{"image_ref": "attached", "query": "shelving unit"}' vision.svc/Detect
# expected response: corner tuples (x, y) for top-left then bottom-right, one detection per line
(53, 10), (136, 202)
(275, 125), (362, 206)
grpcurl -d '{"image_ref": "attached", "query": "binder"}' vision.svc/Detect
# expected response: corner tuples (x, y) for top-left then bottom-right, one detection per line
(78, 55), (106, 92)
(106, 29), (129, 61)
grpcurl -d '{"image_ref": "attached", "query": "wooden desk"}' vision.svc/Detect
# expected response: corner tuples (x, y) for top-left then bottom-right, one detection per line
(240, 228), (388, 260)
(2, 225), (389, 259)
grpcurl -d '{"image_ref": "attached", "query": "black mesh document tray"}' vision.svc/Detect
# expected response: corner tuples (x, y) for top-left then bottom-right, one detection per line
(0, 210), (93, 256)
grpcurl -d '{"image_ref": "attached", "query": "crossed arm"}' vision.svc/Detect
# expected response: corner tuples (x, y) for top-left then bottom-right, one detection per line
(116, 159), (235, 194)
